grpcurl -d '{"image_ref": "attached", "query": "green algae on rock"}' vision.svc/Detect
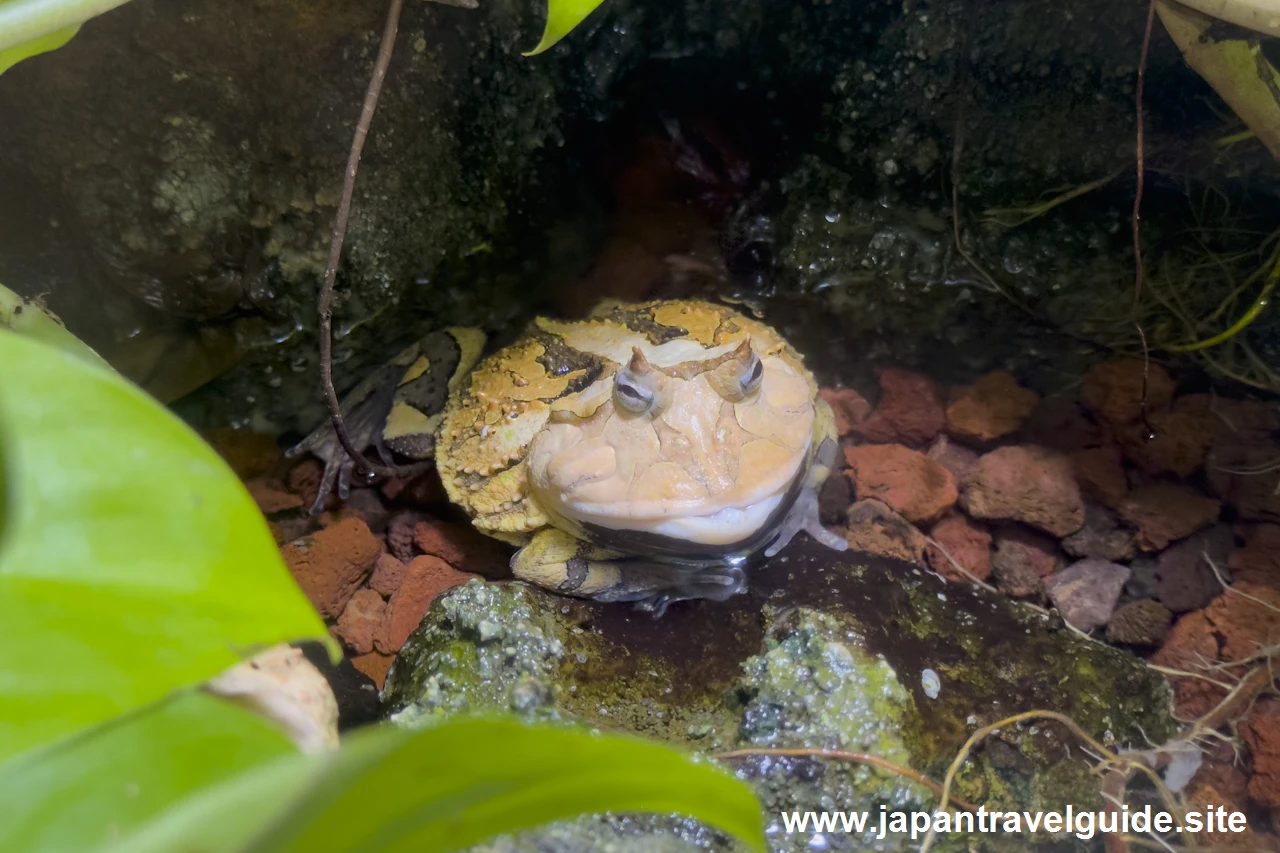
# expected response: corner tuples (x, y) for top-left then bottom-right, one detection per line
(384, 539), (1175, 852)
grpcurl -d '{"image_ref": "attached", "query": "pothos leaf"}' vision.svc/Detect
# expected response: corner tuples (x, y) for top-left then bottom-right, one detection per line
(97, 717), (767, 853)
(524, 0), (608, 56)
(0, 23), (79, 75)
(0, 329), (334, 764)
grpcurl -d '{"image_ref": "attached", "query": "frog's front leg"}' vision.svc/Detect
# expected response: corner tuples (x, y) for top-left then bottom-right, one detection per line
(511, 529), (747, 615)
(286, 328), (484, 515)
(763, 397), (849, 557)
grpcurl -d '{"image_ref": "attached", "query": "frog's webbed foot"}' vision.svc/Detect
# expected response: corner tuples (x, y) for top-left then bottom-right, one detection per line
(763, 432), (848, 558)
(630, 565), (748, 618)
(510, 529), (748, 615)
(285, 380), (396, 515)
(286, 330), (483, 516)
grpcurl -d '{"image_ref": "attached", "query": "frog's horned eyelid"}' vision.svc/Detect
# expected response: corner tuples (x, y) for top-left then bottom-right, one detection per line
(627, 346), (658, 376)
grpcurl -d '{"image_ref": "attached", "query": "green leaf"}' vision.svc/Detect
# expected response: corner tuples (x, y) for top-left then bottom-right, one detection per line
(523, 0), (608, 56)
(101, 717), (765, 853)
(0, 22), (78, 75)
(247, 718), (765, 852)
(0, 691), (298, 853)
(0, 330), (333, 764)
(0, 0), (134, 61)
(0, 282), (112, 369)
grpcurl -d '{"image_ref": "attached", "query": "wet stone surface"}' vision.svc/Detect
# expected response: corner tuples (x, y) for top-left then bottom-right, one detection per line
(385, 538), (1175, 852)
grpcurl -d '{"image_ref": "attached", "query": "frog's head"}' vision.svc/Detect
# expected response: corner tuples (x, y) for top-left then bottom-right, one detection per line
(526, 329), (816, 548)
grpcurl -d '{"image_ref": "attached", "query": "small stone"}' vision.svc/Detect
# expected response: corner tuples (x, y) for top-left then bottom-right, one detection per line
(819, 387), (872, 437)
(944, 370), (1039, 444)
(843, 443), (957, 523)
(1070, 445), (1128, 508)
(333, 487), (391, 533)
(1229, 523), (1280, 591)
(385, 514), (421, 564)
(1019, 398), (1102, 453)
(369, 552), (409, 598)
(925, 512), (992, 582)
(1241, 700), (1280, 808)
(377, 556), (481, 654)
(1106, 599), (1172, 646)
(1062, 503), (1136, 563)
(1081, 358), (1176, 429)
(1118, 409), (1216, 478)
(1124, 556), (1160, 601)
(269, 517), (314, 547)
(1180, 394), (1280, 445)
(413, 519), (509, 576)
(282, 517), (382, 618)
(1206, 444), (1280, 523)
(991, 526), (1061, 594)
(1156, 525), (1233, 613)
(991, 551), (1045, 599)
(334, 588), (387, 655)
(1205, 581), (1280, 663)
(960, 445), (1085, 537)
(285, 458), (326, 511)
(850, 368), (946, 448)
(350, 651), (394, 691)
(1152, 611), (1224, 719)
(246, 478), (305, 514)
(1184, 781), (1257, 848)
(1118, 483), (1221, 551)
(844, 499), (926, 564)
(926, 434), (979, 483)
(1045, 558), (1130, 632)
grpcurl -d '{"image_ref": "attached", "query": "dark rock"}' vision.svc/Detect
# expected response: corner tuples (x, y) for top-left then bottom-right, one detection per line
(926, 434), (980, 483)
(991, 552), (1044, 599)
(849, 368), (946, 448)
(1046, 559), (1130, 632)
(1019, 399), (1102, 453)
(1124, 557), (1160, 601)
(990, 527), (1061, 599)
(960, 445), (1085, 537)
(844, 499), (926, 564)
(1155, 525), (1233, 613)
(1081, 359), (1176, 429)
(1119, 483), (1222, 551)
(1070, 445), (1129, 509)
(295, 641), (380, 732)
(1062, 503), (1136, 563)
(1106, 599), (1173, 647)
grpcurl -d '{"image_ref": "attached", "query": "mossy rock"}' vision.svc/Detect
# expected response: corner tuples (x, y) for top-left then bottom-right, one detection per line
(384, 538), (1174, 851)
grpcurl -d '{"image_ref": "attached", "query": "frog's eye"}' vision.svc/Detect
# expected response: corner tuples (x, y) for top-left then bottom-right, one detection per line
(614, 347), (666, 415)
(707, 338), (763, 402)
(741, 350), (764, 395)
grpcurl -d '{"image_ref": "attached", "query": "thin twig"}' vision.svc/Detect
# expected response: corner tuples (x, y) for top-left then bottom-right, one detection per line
(918, 710), (1126, 853)
(1206, 553), (1280, 616)
(1131, 0), (1157, 445)
(316, 0), (429, 479)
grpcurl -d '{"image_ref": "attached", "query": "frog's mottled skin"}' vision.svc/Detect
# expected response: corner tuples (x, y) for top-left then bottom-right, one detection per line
(292, 300), (845, 610)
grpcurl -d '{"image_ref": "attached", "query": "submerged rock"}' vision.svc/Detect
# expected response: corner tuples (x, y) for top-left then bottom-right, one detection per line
(385, 539), (1175, 851)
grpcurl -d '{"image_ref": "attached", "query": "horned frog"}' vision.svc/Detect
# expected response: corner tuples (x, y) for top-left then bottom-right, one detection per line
(289, 299), (847, 611)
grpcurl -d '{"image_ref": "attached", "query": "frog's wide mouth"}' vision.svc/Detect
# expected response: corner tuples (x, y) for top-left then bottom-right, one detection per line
(533, 460), (805, 549)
